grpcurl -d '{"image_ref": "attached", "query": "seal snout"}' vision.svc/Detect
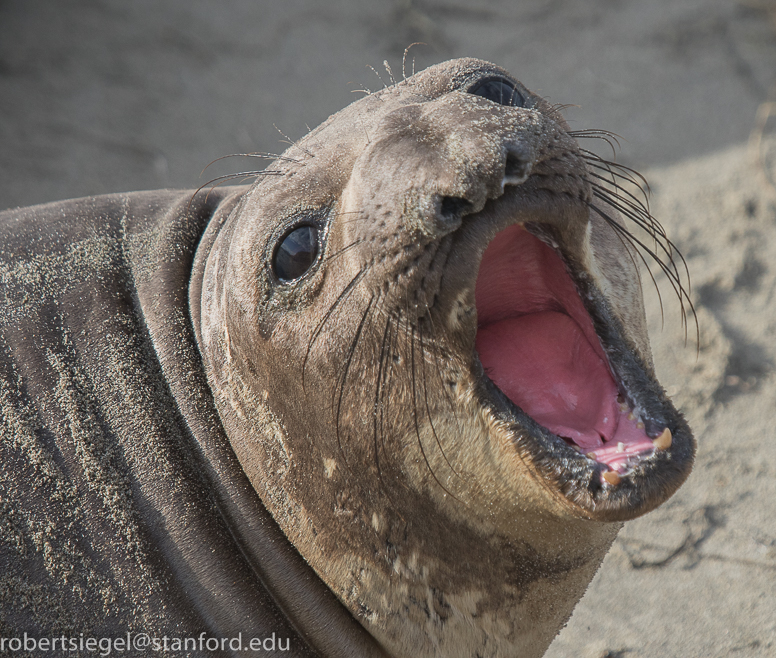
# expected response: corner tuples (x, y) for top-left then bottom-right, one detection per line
(349, 86), (556, 240)
(425, 137), (537, 233)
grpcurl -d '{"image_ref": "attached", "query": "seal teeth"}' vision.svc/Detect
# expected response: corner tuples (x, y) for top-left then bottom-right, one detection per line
(602, 470), (621, 486)
(652, 428), (672, 451)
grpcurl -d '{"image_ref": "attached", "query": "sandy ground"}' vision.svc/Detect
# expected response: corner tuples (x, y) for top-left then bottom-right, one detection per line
(1, 0), (775, 656)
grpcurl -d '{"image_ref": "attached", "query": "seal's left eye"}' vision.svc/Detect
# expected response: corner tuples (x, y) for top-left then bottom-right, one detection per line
(273, 225), (319, 282)
(468, 77), (525, 108)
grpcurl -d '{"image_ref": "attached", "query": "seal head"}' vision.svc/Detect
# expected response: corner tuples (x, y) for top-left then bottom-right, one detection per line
(193, 59), (695, 657)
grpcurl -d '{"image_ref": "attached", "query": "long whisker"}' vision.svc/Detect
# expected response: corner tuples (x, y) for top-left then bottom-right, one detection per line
(578, 147), (650, 190)
(302, 266), (370, 390)
(370, 303), (409, 523)
(381, 305), (404, 462)
(407, 319), (459, 500)
(372, 304), (394, 489)
(601, 208), (666, 328)
(590, 187), (683, 288)
(187, 170), (281, 212)
(320, 238), (366, 266)
(580, 149), (653, 202)
(424, 309), (461, 421)
(585, 171), (657, 232)
(586, 201), (698, 347)
(334, 294), (376, 470)
(568, 129), (623, 159)
(571, 133), (696, 344)
(581, 153), (693, 301)
(200, 152), (301, 176)
(418, 319), (460, 478)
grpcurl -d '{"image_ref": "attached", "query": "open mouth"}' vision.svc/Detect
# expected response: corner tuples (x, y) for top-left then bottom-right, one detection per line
(473, 223), (686, 510)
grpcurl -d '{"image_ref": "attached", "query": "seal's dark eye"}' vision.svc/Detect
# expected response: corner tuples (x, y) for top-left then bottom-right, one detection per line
(273, 225), (319, 282)
(468, 78), (525, 108)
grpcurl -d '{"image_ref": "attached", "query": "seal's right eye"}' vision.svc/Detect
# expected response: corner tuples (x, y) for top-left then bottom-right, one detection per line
(468, 77), (525, 108)
(272, 225), (319, 282)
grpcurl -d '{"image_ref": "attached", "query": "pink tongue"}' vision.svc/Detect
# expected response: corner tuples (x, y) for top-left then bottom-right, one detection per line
(476, 311), (619, 450)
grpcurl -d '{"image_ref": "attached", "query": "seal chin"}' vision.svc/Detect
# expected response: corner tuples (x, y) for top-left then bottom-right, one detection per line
(470, 222), (694, 522)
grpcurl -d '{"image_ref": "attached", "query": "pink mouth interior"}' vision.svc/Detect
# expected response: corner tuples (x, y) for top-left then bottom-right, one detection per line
(474, 225), (654, 471)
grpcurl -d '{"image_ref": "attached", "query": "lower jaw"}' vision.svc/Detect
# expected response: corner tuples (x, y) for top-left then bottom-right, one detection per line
(476, 320), (671, 487)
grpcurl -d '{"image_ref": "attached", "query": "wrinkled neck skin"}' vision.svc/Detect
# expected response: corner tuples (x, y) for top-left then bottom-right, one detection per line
(195, 59), (662, 658)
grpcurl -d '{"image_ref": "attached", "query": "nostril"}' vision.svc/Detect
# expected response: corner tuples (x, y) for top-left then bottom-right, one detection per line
(440, 196), (474, 222)
(504, 144), (533, 186)
(504, 152), (532, 184)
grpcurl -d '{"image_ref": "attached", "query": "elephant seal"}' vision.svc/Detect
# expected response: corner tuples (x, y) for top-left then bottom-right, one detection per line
(0, 59), (694, 657)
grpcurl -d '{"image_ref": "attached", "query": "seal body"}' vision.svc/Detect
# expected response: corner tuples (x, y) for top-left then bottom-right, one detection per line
(0, 191), (383, 657)
(0, 59), (694, 658)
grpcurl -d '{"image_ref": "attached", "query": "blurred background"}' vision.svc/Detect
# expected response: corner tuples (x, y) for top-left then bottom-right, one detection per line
(1, 1), (775, 657)
(1, 0), (775, 209)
